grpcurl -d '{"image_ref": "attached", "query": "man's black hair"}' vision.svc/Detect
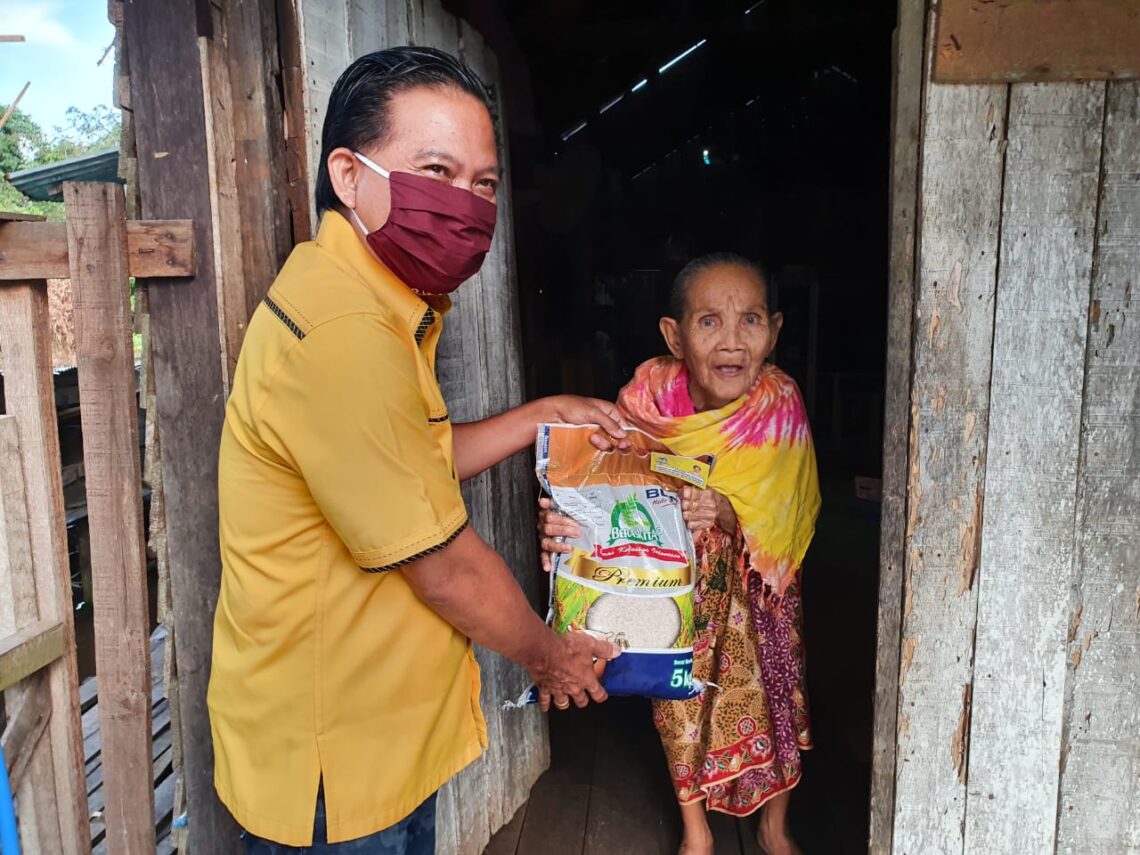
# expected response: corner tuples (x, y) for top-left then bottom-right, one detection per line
(314, 46), (495, 215)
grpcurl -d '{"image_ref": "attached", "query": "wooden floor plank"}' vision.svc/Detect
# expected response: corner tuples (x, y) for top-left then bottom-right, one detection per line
(482, 802), (527, 855)
(87, 711), (171, 813)
(707, 810), (744, 855)
(582, 698), (680, 855)
(513, 703), (600, 855)
(737, 817), (763, 855)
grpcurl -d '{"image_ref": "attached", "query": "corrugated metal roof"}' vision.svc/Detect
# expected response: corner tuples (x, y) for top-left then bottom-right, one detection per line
(6, 149), (123, 202)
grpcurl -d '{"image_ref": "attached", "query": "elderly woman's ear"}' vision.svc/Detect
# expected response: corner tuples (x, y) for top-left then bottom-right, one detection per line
(659, 316), (684, 360)
(767, 311), (785, 357)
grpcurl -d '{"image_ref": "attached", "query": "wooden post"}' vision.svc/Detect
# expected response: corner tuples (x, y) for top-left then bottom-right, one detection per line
(122, 0), (240, 847)
(868, 1), (924, 851)
(0, 284), (91, 855)
(65, 180), (156, 854)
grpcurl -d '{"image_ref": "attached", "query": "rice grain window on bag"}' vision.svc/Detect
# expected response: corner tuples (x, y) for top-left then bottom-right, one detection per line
(508, 424), (714, 707)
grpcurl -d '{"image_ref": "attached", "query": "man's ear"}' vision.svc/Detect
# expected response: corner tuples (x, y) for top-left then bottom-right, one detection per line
(326, 147), (360, 210)
(659, 316), (684, 360)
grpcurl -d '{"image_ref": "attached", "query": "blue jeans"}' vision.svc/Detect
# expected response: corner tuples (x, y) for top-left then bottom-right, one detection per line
(242, 790), (437, 854)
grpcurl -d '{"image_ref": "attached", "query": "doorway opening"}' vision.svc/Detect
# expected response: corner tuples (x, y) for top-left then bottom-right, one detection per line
(481, 1), (896, 850)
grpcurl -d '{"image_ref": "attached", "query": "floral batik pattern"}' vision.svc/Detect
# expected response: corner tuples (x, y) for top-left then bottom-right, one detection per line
(653, 528), (812, 816)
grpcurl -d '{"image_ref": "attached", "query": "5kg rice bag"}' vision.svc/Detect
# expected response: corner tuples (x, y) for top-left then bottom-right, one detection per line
(525, 423), (708, 702)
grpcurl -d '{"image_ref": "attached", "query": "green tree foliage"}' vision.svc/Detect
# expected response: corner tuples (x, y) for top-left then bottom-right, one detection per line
(0, 107), (48, 173)
(1, 104), (121, 218)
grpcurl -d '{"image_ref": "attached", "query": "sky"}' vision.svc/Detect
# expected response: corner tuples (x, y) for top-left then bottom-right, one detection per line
(0, 0), (117, 135)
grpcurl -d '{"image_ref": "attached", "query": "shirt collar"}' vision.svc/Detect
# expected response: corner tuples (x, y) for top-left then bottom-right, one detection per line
(314, 210), (451, 335)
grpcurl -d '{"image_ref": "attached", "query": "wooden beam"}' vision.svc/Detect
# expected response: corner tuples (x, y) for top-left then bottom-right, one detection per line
(65, 180), (156, 854)
(868, 1), (924, 852)
(0, 671), (52, 791)
(0, 219), (195, 280)
(0, 284), (91, 854)
(0, 210), (46, 222)
(123, 0), (239, 848)
(0, 620), (65, 692)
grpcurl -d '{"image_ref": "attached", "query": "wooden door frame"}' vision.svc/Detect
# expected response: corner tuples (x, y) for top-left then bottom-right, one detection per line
(868, 1), (926, 852)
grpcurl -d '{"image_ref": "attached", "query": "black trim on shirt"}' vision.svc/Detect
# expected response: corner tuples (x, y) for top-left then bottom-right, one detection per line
(264, 296), (305, 340)
(414, 307), (435, 346)
(427, 413), (450, 424)
(360, 520), (469, 573)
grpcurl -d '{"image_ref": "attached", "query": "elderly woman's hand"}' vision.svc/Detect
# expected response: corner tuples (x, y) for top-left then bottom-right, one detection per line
(538, 496), (581, 572)
(681, 486), (737, 534)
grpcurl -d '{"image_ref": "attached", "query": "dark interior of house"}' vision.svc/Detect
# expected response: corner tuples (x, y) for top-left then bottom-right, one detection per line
(449, 0), (896, 850)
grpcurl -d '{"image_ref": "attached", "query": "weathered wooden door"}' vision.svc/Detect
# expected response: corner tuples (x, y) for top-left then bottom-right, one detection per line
(293, 2), (549, 853)
(871, 2), (1140, 852)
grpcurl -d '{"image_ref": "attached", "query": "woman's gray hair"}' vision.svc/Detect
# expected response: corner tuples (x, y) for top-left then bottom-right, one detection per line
(667, 252), (772, 321)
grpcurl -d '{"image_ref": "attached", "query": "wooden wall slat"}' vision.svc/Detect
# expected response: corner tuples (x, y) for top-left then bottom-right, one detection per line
(122, 0), (240, 847)
(276, 0), (314, 243)
(0, 284), (91, 855)
(890, 38), (1007, 852)
(199, 5), (244, 394)
(462, 17), (550, 840)
(202, 0), (293, 389)
(869, 1), (925, 850)
(1055, 80), (1140, 855)
(0, 415), (64, 854)
(414, 10), (500, 854)
(297, 0), (351, 217)
(963, 81), (1106, 854)
(66, 180), (156, 854)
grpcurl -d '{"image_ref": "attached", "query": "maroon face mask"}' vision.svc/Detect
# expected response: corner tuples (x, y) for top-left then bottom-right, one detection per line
(351, 152), (497, 295)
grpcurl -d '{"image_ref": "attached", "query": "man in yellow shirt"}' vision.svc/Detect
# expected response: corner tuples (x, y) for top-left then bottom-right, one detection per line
(208, 46), (623, 853)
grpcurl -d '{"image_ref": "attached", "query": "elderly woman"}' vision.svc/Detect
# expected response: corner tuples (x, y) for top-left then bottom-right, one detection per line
(540, 253), (820, 855)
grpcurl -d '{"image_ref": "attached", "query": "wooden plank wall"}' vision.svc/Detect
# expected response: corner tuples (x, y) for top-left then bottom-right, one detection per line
(890, 15), (1007, 852)
(964, 80), (1104, 853)
(1054, 80), (1140, 855)
(295, 3), (547, 852)
(880, 9), (1140, 850)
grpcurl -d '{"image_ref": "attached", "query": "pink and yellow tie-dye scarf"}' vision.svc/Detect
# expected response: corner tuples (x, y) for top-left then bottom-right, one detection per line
(618, 357), (820, 603)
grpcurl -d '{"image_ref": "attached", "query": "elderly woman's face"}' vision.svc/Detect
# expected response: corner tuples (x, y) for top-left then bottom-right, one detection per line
(659, 264), (783, 412)
(331, 84), (500, 230)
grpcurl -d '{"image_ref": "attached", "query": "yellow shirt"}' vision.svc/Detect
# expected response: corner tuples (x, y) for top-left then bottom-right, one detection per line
(208, 211), (486, 846)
